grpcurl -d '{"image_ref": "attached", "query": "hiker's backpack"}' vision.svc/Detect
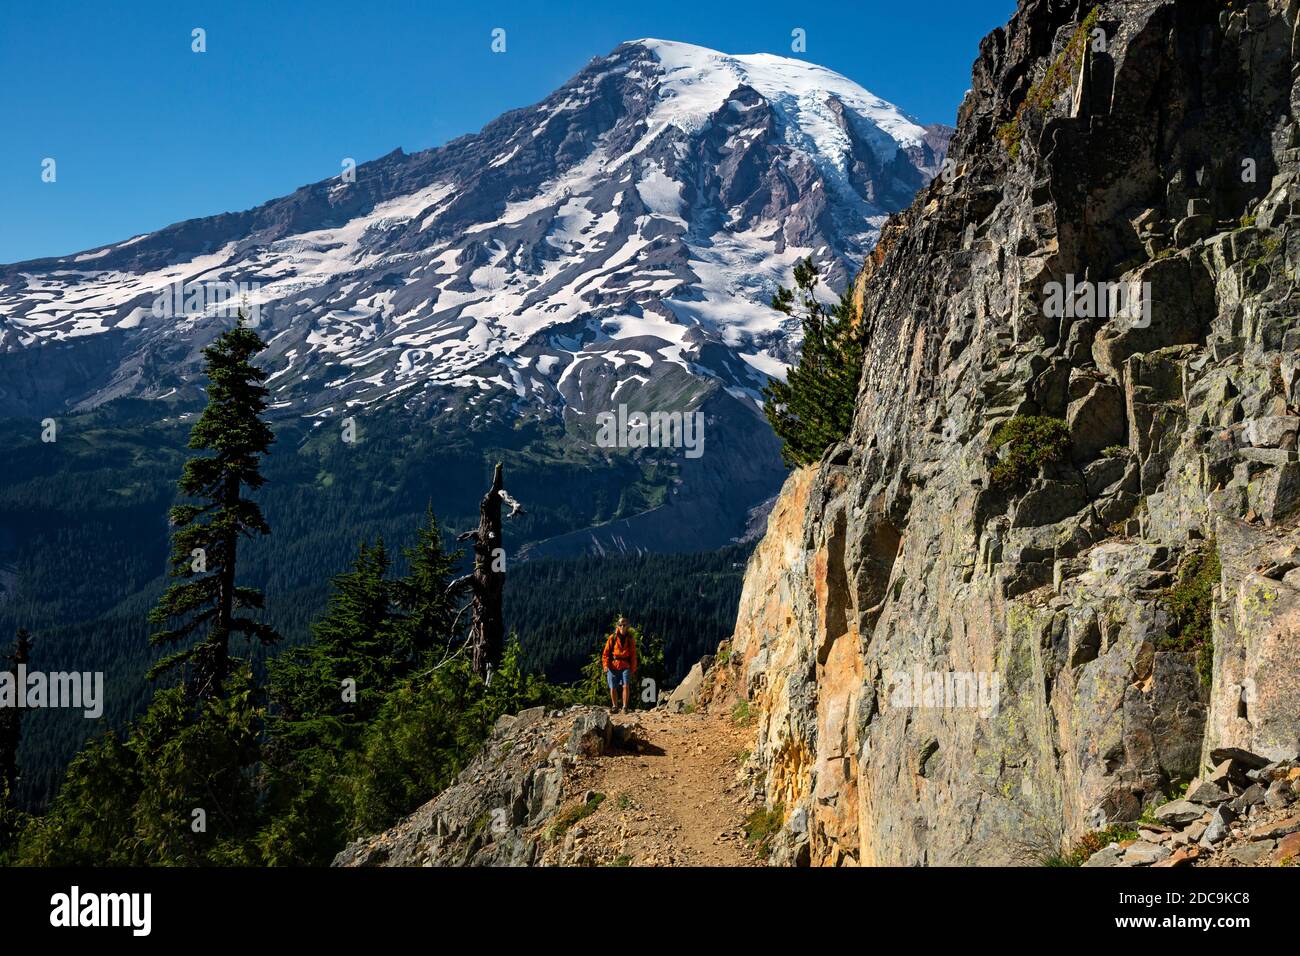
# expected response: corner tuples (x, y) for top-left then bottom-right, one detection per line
(608, 631), (630, 666)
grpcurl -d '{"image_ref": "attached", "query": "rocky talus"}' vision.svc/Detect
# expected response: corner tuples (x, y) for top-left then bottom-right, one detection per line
(1081, 746), (1299, 866)
(725, 0), (1300, 865)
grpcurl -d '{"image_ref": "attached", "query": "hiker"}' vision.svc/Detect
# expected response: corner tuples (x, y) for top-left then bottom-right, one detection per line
(602, 616), (638, 712)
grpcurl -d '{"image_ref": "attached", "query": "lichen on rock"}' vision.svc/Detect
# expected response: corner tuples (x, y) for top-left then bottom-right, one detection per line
(722, 0), (1300, 866)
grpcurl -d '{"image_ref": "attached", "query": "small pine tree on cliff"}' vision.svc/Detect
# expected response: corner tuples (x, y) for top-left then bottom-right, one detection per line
(762, 257), (864, 467)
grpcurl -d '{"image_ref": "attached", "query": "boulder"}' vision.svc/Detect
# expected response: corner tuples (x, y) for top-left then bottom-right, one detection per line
(1223, 840), (1274, 865)
(1273, 830), (1300, 863)
(1092, 256), (1213, 377)
(1229, 783), (1267, 813)
(1082, 843), (1125, 867)
(1207, 758), (1249, 789)
(1067, 381), (1126, 463)
(1152, 846), (1199, 867)
(1173, 214), (1214, 246)
(1264, 779), (1295, 810)
(1154, 800), (1205, 826)
(1246, 814), (1300, 840)
(611, 720), (646, 753)
(1247, 462), (1300, 524)
(1243, 416), (1300, 450)
(1185, 780), (1230, 805)
(1122, 841), (1172, 866)
(665, 655), (713, 714)
(566, 710), (613, 757)
(1200, 805), (1237, 846)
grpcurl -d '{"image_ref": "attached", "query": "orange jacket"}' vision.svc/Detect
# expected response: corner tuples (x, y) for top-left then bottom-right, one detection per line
(602, 630), (637, 672)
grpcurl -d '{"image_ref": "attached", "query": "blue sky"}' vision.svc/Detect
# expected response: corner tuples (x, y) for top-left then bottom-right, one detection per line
(0, 0), (1015, 263)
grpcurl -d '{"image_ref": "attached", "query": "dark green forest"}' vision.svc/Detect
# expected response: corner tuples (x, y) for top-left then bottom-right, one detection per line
(0, 260), (863, 832)
(0, 320), (760, 865)
(508, 545), (751, 684)
(0, 387), (755, 813)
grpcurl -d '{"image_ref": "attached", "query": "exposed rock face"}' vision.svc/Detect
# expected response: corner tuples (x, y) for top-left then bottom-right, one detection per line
(728, 0), (1300, 865)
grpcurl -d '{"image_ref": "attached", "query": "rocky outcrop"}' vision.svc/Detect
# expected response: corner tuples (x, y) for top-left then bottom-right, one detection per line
(332, 706), (643, 866)
(728, 0), (1300, 866)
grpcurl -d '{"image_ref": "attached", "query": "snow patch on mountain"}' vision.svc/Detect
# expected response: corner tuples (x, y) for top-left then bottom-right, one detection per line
(0, 39), (949, 431)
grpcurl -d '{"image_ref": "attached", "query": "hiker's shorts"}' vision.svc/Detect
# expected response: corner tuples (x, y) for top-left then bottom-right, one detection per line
(606, 667), (630, 689)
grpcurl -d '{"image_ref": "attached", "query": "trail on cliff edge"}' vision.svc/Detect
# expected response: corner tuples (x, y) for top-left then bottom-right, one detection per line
(555, 708), (761, 866)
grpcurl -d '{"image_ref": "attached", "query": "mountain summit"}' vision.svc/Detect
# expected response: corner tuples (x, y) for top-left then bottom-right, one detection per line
(0, 40), (947, 555)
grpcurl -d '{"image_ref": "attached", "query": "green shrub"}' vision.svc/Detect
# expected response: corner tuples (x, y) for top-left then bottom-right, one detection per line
(549, 792), (605, 839)
(989, 416), (1072, 490)
(744, 803), (785, 860)
(1158, 541), (1221, 689)
(1045, 822), (1139, 867)
(731, 700), (753, 725)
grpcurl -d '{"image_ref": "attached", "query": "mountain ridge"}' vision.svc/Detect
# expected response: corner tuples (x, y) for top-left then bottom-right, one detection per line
(0, 38), (948, 560)
(0, 39), (948, 417)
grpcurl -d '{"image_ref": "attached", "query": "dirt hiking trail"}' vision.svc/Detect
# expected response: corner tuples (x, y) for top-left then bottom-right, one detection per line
(549, 707), (762, 866)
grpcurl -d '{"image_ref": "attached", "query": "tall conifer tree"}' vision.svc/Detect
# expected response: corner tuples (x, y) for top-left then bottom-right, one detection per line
(148, 318), (278, 698)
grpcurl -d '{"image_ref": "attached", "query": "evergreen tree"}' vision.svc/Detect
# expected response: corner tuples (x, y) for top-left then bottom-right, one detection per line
(258, 536), (401, 864)
(15, 674), (264, 866)
(762, 257), (865, 467)
(124, 668), (264, 865)
(258, 516), (521, 865)
(270, 538), (399, 725)
(394, 505), (460, 661)
(18, 320), (279, 865)
(14, 729), (141, 865)
(147, 318), (278, 697)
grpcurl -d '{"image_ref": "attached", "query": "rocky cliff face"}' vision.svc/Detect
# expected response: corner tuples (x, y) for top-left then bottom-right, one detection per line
(730, 0), (1300, 865)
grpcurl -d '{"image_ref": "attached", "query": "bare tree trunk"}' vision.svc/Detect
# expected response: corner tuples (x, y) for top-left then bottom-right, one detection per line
(452, 463), (507, 679)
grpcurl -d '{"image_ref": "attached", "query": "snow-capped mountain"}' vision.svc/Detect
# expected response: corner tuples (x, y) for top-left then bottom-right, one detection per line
(0, 39), (948, 555)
